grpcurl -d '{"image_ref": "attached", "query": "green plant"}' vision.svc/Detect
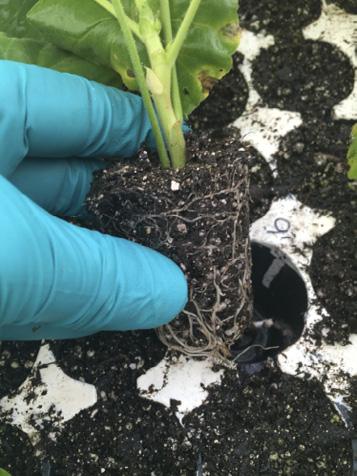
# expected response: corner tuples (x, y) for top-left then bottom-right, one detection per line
(347, 123), (357, 179)
(21, 0), (240, 168)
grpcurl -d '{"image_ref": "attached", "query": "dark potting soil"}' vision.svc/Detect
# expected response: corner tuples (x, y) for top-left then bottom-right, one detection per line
(0, 332), (354, 476)
(1, 0), (356, 475)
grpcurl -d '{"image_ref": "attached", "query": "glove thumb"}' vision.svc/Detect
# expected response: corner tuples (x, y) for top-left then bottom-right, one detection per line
(0, 176), (187, 340)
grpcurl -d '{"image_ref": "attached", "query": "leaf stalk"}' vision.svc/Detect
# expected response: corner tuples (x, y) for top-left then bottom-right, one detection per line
(159, 0), (183, 122)
(166, 0), (201, 67)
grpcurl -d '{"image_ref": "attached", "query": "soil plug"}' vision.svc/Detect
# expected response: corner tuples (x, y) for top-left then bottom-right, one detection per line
(87, 133), (253, 359)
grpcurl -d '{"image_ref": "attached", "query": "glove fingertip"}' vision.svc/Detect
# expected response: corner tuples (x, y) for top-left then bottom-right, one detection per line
(152, 261), (188, 328)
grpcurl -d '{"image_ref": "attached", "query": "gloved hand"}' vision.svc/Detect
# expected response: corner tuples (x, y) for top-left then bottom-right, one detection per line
(0, 60), (187, 340)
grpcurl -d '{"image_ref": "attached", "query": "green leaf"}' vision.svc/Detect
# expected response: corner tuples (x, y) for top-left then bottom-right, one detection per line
(0, 32), (122, 88)
(27, 0), (138, 81)
(0, 468), (12, 476)
(347, 123), (357, 179)
(27, 0), (240, 116)
(171, 0), (240, 116)
(0, 0), (44, 40)
(0, 0), (122, 88)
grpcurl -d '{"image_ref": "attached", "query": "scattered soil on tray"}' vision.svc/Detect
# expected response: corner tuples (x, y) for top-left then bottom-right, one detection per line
(1, 332), (354, 476)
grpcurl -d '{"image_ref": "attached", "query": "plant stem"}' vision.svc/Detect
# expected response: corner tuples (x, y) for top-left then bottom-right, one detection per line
(159, 0), (172, 45)
(166, 0), (201, 67)
(151, 87), (187, 168)
(159, 0), (183, 122)
(106, 0), (171, 168)
(134, 3), (186, 168)
(171, 66), (183, 122)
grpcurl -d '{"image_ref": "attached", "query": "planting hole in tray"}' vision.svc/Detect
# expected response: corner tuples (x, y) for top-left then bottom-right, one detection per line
(230, 242), (308, 364)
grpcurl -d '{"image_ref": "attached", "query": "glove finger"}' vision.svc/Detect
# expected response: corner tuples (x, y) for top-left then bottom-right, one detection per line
(0, 60), (154, 177)
(9, 156), (106, 217)
(0, 176), (187, 340)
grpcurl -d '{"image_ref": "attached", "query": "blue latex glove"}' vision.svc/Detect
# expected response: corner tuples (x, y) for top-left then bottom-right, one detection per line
(0, 60), (187, 340)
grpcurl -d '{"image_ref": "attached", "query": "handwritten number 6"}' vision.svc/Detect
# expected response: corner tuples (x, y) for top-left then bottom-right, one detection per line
(267, 218), (291, 234)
